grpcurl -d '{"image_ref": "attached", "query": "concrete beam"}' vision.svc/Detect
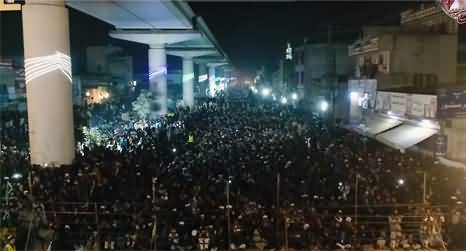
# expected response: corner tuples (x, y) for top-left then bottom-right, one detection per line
(109, 29), (201, 46)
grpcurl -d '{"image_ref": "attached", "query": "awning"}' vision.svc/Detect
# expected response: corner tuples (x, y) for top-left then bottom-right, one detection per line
(364, 116), (402, 136)
(375, 124), (438, 151)
(352, 115), (402, 137)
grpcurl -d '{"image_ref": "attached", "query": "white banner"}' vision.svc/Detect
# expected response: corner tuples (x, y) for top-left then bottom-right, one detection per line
(376, 91), (437, 119)
(407, 94), (437, 119)
(389, 92), (407, 115)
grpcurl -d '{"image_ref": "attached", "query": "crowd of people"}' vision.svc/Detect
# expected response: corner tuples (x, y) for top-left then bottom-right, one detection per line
(2, 89), (466, 251)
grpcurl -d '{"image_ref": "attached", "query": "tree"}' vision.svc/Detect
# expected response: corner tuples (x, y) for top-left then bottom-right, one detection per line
(132, 91), (152, 121)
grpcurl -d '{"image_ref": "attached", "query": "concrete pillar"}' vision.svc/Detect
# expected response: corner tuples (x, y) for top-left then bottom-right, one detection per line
(22, 0), (75, 166)
(182, 57), (194, 108)
(148, 45), (167, 116)
(209, 65), (216, 97)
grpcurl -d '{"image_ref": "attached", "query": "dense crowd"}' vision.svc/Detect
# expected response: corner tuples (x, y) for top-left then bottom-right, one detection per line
(2, 89), (466, 251)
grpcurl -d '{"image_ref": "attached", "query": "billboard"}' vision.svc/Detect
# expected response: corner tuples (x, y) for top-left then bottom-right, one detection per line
(376, 91), (437, 119)
(375, 91), (407, 115)
(408, 94), (437, 119)
(437, 87), (466, 118)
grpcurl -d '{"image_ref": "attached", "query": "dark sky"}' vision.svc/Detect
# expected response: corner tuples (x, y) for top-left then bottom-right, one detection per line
(1, 1), (421, 76)
(189, 1), (420, 76)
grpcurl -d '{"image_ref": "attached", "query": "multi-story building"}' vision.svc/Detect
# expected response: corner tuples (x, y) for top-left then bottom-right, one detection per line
(294, 43), (354, 99)
(349, 5), (458, 91)
(349, 30), (457, 90)
(0, 57), (25, 110)
(271, 59), (294, 95)
(82, 45), (134, 104)
(345, 5), (466, 165)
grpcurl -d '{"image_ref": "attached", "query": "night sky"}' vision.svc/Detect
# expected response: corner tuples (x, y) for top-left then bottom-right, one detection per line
(1, 1), (421, 76)
(189, 1), (419, 76)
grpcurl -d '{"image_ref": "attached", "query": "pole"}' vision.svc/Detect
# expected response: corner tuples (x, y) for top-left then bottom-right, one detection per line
(423, 172), (427, 204)
(276, 173), (281, 249)
(284, 218), (288, 251)
(327, 24), (336, 120)
(355, 174), (359, 236)
(226, 180), (231, 251)
(276, 173), (280, 212)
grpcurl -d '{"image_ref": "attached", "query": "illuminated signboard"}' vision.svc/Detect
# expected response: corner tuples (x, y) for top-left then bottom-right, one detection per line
(439, 0), (466, 24)
(349, 38), (379, 56)
(285, 43), (292, 60)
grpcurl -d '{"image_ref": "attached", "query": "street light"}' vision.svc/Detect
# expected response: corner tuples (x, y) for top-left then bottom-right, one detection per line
(350, 92), (359, 102)
(291, 93), (298, 100)
(281, 97), (288, 104)
(11, 173), (22, 179)
(397, 178), (405, 186)
(319, 100), (329, 112)
(261, 88), (271, 97)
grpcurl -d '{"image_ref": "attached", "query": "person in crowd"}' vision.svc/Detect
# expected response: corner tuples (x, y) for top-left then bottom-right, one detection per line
(3, 235), (15, 251)
(1, 89), (465, 251)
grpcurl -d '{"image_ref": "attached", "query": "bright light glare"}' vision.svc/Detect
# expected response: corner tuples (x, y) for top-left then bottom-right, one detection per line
(149, 67), (167, 80)
(198, 74), (208, 82)
(172, 148), (177, 153)
(291, 93), (298, 100)
(320, 101), (329, 111)
(261, 88), (271, 96)
(12, 173), (22, 179)
(25, 51), (72, 84)
(387, 111), (393, 116)
(350, 92), (359, 101)
(419, 119), (434, 128)
(132, 81), (137, 87)
(397, 178), (405, 185)
(281, 97), (288, 104)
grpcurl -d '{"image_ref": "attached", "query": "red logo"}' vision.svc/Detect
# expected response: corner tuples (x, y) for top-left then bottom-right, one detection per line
(439, 0), (466, 24)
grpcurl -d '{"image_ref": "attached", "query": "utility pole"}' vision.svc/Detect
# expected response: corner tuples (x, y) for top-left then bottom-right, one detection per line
(276, 172), (281, 249)
(355, 174), (359, 237)
(327, 25), (337, 120)
(226, 179), (231, 250)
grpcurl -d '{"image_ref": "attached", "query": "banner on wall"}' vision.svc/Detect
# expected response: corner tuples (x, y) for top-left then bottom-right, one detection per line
(376, 91), (437, 119)
(408, 94), (437, 119)
(437, 87), (466, 118)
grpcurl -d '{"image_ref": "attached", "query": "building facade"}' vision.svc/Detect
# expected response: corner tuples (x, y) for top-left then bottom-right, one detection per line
(83, 46), (134, 104)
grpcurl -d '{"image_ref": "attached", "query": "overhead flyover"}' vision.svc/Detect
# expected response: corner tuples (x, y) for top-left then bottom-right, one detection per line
(67, 0), (230, 112)
(19, 0), (229, 166)
(66, 0), (228, 58)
